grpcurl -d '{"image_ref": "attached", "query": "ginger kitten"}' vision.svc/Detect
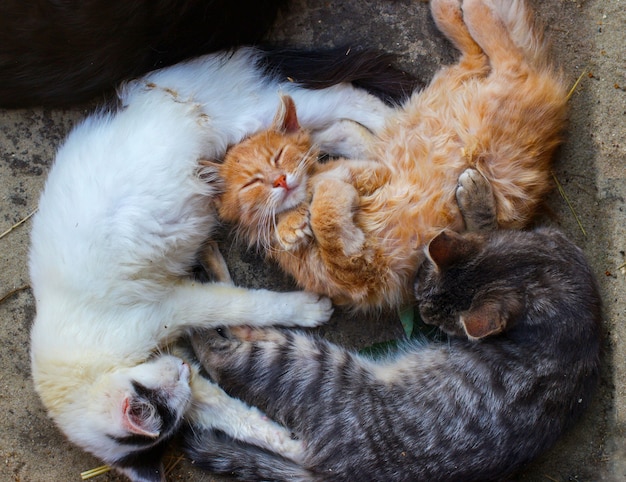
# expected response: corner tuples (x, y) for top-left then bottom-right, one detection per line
(215, 0), (568, 311)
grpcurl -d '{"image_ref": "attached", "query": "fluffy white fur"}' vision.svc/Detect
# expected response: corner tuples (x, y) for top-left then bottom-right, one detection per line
(29, 47), (392, 481)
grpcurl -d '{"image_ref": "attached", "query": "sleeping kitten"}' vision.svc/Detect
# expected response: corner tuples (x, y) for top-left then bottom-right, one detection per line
(0, 0), (288, 107)
(214, 0), (568, 311)
(185, 167), (602, 482)
(28, 47), (406, 481)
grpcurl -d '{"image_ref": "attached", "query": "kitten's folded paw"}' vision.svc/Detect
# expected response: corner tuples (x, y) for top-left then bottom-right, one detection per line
(192, 327), (240, 352)
(278, 223), (313, 251)
(341, 226), (366, 257)
(456, 168), (497, 232)
(277, 210), (313, 251)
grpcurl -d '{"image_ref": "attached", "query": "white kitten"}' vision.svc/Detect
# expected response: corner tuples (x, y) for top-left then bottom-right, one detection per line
(29, 47), (394, 481)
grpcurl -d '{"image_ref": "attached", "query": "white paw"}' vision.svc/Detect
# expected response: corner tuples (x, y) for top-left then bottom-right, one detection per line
(312, 119), (377, 159)
(275, 434), (306, 463)
(278, 291), (334, 327)
(456, 167), (497, 232)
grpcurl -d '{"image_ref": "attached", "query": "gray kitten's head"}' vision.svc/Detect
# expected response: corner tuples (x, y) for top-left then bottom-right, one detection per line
(414, 227), (600, 342)
(414, 229), (528, 341)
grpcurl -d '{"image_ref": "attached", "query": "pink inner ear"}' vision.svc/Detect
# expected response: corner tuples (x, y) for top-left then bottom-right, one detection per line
(121, 396), (160, 438)
(460, 303), (506, 340)
(427, 230), (467, 269)
(277, 95), (301, 133)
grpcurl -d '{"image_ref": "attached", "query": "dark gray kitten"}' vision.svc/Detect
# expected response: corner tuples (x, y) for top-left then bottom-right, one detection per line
(185, 168), (602, 482)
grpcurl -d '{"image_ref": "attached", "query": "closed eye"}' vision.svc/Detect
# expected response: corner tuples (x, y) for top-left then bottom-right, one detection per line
(242, 177), (262, 190)
(272, 146), (285, 167)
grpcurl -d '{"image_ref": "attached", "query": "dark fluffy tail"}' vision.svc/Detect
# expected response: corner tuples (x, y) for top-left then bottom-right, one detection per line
(258, 46), (421, 105)
(182, 426), (321, 482)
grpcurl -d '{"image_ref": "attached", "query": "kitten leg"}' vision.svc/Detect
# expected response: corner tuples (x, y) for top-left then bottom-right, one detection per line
(430, 0), (486, 69)
(199, 241), (233, 284)
(192, 326), (348, 441)
(187, 371), (305, 462)
(460, 0), (535, 70)
(456, 168), (497, 232)
(287, 83), (395, 134)
(159, 281), (333, 337)
(311, 119), (379, 159)
(349, 160), (391, 195)
(310, 177), (365, 257)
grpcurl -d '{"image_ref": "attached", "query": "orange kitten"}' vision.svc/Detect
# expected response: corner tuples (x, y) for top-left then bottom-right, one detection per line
(216, 0), (568, 311)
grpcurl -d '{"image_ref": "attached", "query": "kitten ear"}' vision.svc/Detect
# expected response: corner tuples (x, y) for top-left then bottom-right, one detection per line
(460, 302), (506, 340)
(122, 396), (160, 438)
(460, 292), (522, 340)
(426, 230), (476, 270)
(272, 94), (301, 133)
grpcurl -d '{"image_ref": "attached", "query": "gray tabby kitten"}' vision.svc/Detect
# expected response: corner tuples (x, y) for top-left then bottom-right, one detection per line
(184, 168), (602, 482)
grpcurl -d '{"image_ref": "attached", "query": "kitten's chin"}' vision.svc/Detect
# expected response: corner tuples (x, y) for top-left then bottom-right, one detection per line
(276, 184), (307, 214)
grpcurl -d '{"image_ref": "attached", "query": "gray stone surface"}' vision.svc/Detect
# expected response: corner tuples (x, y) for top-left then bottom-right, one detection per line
(0, 0), (624, 480)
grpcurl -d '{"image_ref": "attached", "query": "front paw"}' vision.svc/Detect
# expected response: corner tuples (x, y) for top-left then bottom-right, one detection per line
(456, 168), (497, 232)
(312, 119), (378, 159)
(280, 292), (334, 328)
(277, 210), (313, 251)
(341, 226), (366, 257)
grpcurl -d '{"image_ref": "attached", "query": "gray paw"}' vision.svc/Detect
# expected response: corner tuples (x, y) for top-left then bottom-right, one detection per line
(456, 168), (497, 232)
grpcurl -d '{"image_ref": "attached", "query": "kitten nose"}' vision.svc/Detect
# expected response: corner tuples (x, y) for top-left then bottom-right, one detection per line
(273, 174), (288, 189)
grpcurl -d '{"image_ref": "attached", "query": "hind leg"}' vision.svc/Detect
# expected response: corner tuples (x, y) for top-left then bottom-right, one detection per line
(430, 0), (486, 72)
(461, 0), (535, 71)
(187, 371), (306, 463)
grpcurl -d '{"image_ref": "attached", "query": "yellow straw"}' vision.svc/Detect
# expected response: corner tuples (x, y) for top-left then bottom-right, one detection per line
(80, 465), (111, 480)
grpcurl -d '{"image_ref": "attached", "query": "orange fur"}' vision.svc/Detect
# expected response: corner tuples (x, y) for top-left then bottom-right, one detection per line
(217, 0), (568, 311)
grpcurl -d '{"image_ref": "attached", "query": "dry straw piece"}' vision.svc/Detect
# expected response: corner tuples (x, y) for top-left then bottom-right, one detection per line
(0, 208), (37, 240)
(80, 465), (111, 480)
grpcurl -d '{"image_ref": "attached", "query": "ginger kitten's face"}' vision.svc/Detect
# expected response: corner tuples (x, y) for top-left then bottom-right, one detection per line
(218, 129), (317, 244)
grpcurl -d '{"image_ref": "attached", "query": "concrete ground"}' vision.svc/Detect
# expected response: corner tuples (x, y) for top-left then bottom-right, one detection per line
(0, 0), (624, 480)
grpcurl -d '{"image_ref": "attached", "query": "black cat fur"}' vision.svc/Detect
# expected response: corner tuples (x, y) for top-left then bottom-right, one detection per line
(0, 0), (287, 107)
